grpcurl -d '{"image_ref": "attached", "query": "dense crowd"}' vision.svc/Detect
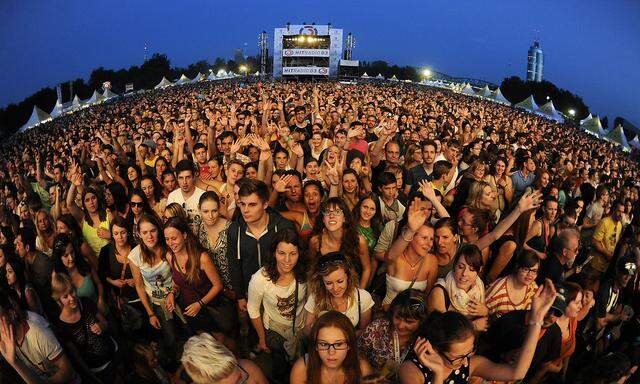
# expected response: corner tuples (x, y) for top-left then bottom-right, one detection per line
(0, 79), (638, 384)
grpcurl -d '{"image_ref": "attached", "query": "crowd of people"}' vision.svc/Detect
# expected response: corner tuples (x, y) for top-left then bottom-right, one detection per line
(0, 79), (638, 384)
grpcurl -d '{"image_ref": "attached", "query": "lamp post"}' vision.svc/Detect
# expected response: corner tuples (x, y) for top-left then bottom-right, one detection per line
(422, 68), (432, 80)
(239, 65), (248, 77)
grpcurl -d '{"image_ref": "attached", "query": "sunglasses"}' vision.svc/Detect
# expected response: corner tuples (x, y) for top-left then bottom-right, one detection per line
(322, 208), (344, 217)
(130, 201), (144, 207)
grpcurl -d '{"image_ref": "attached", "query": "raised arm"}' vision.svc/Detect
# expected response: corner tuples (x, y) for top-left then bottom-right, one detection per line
(387, 198), (429, 264)
(475, 191), (542, 251)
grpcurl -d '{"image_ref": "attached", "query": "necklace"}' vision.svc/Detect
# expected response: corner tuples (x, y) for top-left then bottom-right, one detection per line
(402, 251), (421, 270)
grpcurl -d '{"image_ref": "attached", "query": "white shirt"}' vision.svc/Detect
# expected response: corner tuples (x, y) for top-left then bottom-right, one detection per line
(304, 288), (374, 327)
(166, 186), (205, 228)
(247, 268), (307, 330)
(435, 153), (458, 194)
(128, 245), (173, 303)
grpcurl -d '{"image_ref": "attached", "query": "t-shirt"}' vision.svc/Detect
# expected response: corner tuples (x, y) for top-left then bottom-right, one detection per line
(25, 251), (53, 299)
(128, 245), (173, 303)
(590, 217), (622, 272)
(15, 318), (69, 382)
(304, 288), (374, 327)
(511, 170), (535, 198)
(166, 186), (205, 229)
(485, 310), (561, 376)
(594, 279), (619, 319)
(408, 164), (433, 191)
(373, 160), (410, 186)
(247, 268), (307, 330)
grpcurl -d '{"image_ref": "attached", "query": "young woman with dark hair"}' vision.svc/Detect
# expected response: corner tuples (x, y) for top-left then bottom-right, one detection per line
(427, 244), (488, 331)
(55, 213), (98, 270)
(52, 232), (106, 313)
(141, 175), (167, 218)
(308, 197), (371, 288)
(400, 280), (557, 384)
(5, 256), (44, 316)
(247, 229), (308, 381)
(291, 311), (374, 384)
(196, 191), (232, 292)
(359, 289), (428, 378)
(164, 216), (223, 335)
(485, 250), (540, 319)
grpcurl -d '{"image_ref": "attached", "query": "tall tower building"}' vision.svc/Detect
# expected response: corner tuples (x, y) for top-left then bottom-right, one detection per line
(526, 41), (544, 82)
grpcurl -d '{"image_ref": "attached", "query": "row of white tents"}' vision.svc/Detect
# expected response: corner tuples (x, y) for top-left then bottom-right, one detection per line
(19, 69), (259, 133)
(578, 115), (639, 151)
(19, 87), (121, 133)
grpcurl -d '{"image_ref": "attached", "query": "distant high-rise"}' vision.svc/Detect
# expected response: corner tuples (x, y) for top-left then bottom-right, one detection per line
(526, 41), (544, 82)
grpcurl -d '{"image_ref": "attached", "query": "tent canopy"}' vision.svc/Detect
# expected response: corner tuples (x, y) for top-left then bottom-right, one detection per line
(580, 115), (606, 137)
(49, 100), (63, 118)
(515, 95), (539, 112)
(19, 106), (51, 133)
(477, 85), (492, 97)
(461, 83), (476, 96)
(537, 100), (565, 123)
(604, 125), (631, 150)
(175, 74), (191, 85)
(361, 72), (369, 78)
(490, 88), (511, 105)
(84, 90), (105, 104)
(376, 73), (384, 79)
(154, 77), (173, 89)
(630, 135), (640, 149)
(191, 72), (203, 83)
(103, 88), (118, 99)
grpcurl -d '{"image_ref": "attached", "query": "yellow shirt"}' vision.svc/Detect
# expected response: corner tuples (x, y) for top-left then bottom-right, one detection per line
(591, 217), (622, 272)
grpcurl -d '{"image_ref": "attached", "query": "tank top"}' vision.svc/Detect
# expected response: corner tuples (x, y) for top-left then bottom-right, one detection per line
(299, 212), (313, 243)
(82, 218), (110, 255)
(526, 219), (550, 253)
(170, 254), (213, 306)
(76, 275), (98, 302)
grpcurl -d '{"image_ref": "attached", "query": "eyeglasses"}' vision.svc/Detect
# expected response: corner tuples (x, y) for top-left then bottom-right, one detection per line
(442, 347), (475, 366)
(316, 340), (349, 351)
(130, 201), (144, 207)
(322, 208), (343, 217)
(520, 266), (539, 275)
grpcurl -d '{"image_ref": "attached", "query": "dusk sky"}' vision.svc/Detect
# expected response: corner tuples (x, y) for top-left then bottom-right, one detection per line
(1, 0), (639, 126)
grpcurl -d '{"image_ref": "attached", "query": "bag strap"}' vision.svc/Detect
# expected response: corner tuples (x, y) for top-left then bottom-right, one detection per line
(292, 280), (299, 335)
(434, 284), (450, 309)
(356, 289), (361, 328)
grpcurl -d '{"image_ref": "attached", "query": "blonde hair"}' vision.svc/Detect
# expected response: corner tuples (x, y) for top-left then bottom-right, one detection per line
(466, 180), (494, 211)
(181, 333), (237, 383)
(164, 202), (188, 222)
(309, 254), (359, 314)
(35, 209), (55, 252)
(51, 272), (74, 303)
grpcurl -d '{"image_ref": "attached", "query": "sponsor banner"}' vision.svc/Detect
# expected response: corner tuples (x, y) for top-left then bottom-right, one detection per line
(283, 49), (330, 57)
(340, 59), (359, 67)
(282, 67), (329, 75)
(283, 25), (330, 35)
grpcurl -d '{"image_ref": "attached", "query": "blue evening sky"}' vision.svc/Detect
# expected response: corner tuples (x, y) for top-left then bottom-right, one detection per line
(1, 0), (638, 126)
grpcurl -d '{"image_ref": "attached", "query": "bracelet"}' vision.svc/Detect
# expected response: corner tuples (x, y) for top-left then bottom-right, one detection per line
(401, 229), (415, 242)
(527, 320), (543, 327)
(198, 300), (205, 308)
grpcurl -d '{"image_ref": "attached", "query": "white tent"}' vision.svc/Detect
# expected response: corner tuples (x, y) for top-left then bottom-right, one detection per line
(19, 106), (51, 133)
(580, 115), (606, 137)
(102, 88), (118, 99)
(514, 95), (539, 112)
(579, 113), (593, 125)
(461, 83), (476, 96)
(70, 95), (83, 110)
(83, 90), (105, 105)
(229, 71), (239, 78)
(389, 75), (399, 82)
(216, 69), (228, 78)
(490, 88), (511, 105)
(604, 125), (631, 151)
(477, 85), (492, 98)
(376, 73), (385, 79)
(537, 101), (565, 123)
(253, 71), (260, 76)
(191, 73), (204, 83)
(630, 135), (640, 149)
(206, 72), (217, 81)
(361, 72), (370, 78)
(154, 77), (173, 89)
(175, 74), (191, 85)
(49, 99), (64, 118)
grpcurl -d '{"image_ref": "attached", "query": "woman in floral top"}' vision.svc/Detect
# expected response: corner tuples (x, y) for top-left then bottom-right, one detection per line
(196, 192), (232, 293)
(358, 289), (427, 379)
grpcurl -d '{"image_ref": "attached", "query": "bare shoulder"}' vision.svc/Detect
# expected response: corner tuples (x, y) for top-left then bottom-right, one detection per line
(290, 356), (307, 383)
(238, 359), (269, 384)
(398, 360), (423, 384)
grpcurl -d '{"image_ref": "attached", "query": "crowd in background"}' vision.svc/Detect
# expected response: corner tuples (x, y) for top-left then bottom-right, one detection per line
(0, 80), (638, 384)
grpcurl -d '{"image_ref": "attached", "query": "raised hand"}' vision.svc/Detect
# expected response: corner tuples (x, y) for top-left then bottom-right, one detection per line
(0, 316), (17, 366)
(517, 190), (543, 212)
(414, 337), (444, 378)
(325, 161), (340, 186)
(419, 180), (437, 202)
(530, 279), (557, 323)
(291, 142), (304, 158)
(407, 197), (429, 232)
(273, 174), (293, 193)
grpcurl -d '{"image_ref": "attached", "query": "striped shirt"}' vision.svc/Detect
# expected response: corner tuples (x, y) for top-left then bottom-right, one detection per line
(485, 276), (537, 319)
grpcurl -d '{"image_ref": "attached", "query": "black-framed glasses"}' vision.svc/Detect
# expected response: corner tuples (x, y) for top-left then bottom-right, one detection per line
(442, 346), (475, 366)
(130, 201), (144, 207)
(322, 208), (343, 217)
(520, 266), (539, 275)
(316, 340), (349, 351)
